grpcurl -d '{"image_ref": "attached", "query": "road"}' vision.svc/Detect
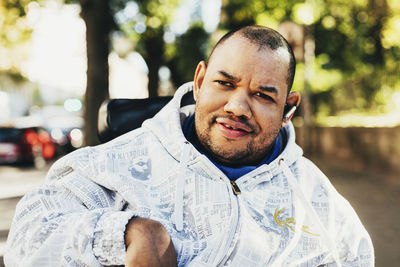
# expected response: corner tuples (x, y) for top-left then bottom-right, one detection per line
(0, 158), (399, 266)
(312, 157), (400, 267)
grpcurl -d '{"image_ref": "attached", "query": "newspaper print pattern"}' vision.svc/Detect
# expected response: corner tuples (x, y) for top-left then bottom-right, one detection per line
(5, 83), (374, 266)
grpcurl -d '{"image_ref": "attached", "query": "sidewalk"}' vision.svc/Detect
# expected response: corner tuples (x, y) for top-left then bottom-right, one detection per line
(0, 165), (49, 200)
(0, 197), (22, 267)
(0, 165), (49, 266)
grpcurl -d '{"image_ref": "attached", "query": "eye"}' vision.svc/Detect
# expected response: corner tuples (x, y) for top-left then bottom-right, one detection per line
(216, 80), (234, 88)
(254, 92), (274, 102)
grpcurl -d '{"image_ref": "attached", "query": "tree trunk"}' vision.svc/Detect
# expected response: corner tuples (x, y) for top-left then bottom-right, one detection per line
(147, 58), (160, 98)
(143, 30), (164, 97)
(79, 0), (112, 146)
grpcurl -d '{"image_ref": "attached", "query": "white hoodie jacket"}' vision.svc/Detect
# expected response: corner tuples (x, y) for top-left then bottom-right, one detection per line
(5, 82), (374, 267)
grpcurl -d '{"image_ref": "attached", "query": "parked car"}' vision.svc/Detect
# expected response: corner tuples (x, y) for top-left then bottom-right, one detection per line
(0, 126), (56, 167)
(46, 115), (84, 155)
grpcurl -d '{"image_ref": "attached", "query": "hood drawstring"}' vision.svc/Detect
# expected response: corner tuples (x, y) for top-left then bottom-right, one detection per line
(278, 158), (342, 267)
(174, 141), (191, 231)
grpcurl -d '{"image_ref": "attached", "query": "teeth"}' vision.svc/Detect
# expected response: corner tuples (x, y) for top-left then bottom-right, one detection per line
(224, 124), (236, 130)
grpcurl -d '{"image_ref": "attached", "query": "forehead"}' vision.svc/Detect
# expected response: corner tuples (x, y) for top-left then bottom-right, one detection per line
(208, 36), (290, 86)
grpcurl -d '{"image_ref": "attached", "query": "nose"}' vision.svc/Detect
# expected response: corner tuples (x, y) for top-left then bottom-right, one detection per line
(223, 90), (252, 119)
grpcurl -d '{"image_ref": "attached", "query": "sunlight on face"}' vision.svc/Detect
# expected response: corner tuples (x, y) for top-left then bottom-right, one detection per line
(193, 36), (291, 166)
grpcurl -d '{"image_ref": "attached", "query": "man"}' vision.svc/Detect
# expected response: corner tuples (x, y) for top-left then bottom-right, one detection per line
(5, 25), (374, 266)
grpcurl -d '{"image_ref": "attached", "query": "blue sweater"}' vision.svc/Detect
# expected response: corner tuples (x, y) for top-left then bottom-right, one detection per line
(183, 114), (285, 180)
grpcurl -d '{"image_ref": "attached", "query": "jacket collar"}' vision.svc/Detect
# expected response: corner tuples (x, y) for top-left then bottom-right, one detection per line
(143, 82), (303, 180)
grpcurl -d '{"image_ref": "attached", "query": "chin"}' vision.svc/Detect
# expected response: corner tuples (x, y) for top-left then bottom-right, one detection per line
(211, 149), (252, 165)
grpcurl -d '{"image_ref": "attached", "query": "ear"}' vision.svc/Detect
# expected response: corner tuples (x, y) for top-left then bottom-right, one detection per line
(193, 61), (207, 101)
(281, 91), (301, 128)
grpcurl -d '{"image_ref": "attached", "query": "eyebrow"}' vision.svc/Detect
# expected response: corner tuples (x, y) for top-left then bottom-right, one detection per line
(218, 70), (240, 82)
(218, 70), (278, 95)
(259, 85), (278, 95)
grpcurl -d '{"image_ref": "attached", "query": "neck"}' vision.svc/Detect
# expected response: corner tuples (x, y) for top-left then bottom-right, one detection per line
(183, 114), (285, 179)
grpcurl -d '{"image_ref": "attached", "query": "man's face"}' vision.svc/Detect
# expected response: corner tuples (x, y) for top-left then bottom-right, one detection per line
(193, 36), (294, 166)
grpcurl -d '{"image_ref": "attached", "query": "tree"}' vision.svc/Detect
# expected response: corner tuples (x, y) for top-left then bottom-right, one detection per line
(167, 24), (209, 88)
(0, 0), (38, 78)
(2, 0), (116, 145)
(70, 0), (180, 144)
(218, 0), (400, 119)
(76, 0), (114, 146)
(117, 0), (180, 97)
(3, 0), (207, 145)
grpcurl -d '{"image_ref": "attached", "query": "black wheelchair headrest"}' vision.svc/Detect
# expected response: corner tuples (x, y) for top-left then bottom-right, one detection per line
(97, 96), (173, 143)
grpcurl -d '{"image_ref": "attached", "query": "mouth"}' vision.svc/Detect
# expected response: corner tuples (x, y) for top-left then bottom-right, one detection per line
(215, 118), (254, 138)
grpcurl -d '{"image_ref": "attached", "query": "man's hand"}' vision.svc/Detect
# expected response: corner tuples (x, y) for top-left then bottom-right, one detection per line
(125, 217), (177, 267)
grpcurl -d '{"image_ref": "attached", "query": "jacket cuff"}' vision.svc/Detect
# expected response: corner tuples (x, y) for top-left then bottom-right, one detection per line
(93, 211), (136, 266)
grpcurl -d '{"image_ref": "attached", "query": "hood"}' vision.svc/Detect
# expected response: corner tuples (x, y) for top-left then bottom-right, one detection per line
(142, 82), (195, 161)
(142, 82), (303, 172)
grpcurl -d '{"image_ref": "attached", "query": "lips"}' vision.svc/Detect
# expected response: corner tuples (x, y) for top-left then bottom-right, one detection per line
(215, 117), (253, 138)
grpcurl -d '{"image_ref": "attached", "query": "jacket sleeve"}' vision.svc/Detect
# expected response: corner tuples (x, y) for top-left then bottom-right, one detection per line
(335, 195), (375, 267)
(4, 152), (135, 266)
(304, 158), (375, 267)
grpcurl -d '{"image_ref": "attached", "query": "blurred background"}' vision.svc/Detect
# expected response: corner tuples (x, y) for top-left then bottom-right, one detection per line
(0, 0), (399, 266)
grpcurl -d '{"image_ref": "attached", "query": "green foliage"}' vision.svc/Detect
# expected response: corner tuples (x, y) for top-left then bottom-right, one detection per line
(0, 69), (28, 84)
(116, 0), (211, 96)
(3, 0), (399, 122)
(0, 0), (44, 84)
(219, 0), (400, 120)
(219, 0), (255, 29)
(310, 0), (399, 117)
(0, 1), (38, 48)
(167, 24), (209, 87)
(116, 0), (180, 56)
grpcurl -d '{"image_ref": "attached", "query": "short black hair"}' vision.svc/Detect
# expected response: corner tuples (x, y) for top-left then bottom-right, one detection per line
(208, 25), (296, 92)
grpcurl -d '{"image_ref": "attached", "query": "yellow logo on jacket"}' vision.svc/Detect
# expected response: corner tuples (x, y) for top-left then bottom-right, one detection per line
(274, 208), (320, 236)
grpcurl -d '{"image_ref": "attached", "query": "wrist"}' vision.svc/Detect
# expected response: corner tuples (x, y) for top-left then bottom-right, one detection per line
(124, 215), (138, 247)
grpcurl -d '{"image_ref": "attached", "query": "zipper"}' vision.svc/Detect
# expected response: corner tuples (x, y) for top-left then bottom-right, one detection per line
(194, 157), (242, 266)
(213, 178), (241, 266)
(230, 180), (241, 195)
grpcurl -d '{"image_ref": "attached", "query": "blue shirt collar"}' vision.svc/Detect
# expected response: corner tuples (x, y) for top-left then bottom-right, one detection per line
(183, 114), (285, 180)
